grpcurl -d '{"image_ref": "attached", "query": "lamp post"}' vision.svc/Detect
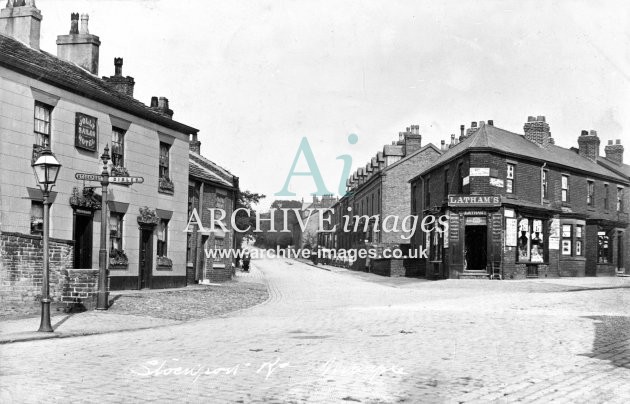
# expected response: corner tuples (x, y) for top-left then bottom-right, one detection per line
(96, 145), (110, 310)
(32, 143), (61, 332)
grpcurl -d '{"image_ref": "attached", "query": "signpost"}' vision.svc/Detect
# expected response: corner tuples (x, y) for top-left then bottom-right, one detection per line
(75, 146), (144, 310)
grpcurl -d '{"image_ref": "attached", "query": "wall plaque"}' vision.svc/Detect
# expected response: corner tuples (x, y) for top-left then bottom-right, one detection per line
(75, 113), (98, 151)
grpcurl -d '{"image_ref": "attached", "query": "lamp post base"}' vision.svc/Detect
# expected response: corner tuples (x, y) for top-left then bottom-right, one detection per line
(96, 291), (109, 310)
(38, 298), (54, 332)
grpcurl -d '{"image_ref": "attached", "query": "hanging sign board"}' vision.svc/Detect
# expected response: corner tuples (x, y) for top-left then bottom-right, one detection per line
(75, 113), (98, 152)
(469, 168), (490, 177)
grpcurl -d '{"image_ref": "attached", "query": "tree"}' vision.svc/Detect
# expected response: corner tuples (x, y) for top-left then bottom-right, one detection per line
(234, 190), (265, 249)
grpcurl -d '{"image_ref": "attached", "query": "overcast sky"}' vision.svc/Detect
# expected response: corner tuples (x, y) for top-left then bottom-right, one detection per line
(40, 0), (630, 209)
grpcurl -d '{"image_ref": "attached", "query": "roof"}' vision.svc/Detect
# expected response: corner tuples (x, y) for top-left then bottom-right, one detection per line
(598, 157), (630, 178)
(411, 123), (628, 183)
(189, 151), (237, 189)
(0, 33), (198, 135)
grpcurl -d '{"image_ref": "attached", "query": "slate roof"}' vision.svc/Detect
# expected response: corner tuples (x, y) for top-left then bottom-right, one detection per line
(0, 33), (198, 135)
(598, 157), (630, 178)
(412, 123), (628, 183)
(189, 151), (236, 189)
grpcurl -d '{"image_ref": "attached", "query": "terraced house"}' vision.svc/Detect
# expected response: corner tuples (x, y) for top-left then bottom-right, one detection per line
(410, 117), (629, 280)
(0, 1), (198, 306)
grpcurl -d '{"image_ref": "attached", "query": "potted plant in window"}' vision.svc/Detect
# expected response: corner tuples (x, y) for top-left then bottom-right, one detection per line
(110, 165), (129, 177)
(158, 175), (175, 194)
(137, 206), (161, 226)
(156, 255), (173, 269)
(109, 249), (128, 269)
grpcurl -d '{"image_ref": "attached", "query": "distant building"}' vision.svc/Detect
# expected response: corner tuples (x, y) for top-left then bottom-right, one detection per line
(292, 195), (337, 249)
(0, 2), (198, 307)
(410, 118), (629, 279)
(188, 136), (239, 283)
(327, 125), (441, 274)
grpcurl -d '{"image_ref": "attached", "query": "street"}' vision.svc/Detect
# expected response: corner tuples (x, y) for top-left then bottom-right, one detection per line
(1, 256), (630, 403)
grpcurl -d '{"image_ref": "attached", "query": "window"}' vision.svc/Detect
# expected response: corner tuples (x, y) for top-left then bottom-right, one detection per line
(561, 224), (572, 256)
(598, 231), (610, 263)
(518, 218), (545, 263)
(109, 213), (124, 251)
(111, 127), (125, 167)
(34, 102), (52, 146)
(159, 142), (170, 180)
(457, 163), (464, 193)
(214, 237), (224, 251)
(157, 219), (169, 257)
(561, 175), (569, 202)
(444, 169), (449, 196)
(618, 187), (624, 212)
(604, 184), (609, 210)
(506, 164), (515, 193)
(587, 181), (594, 207)
(575, 225), (583, 256)
(542, 170), (548, 199)
(216, 194), (225, 210)
(425, 177), (431, 208)
(30, 201), (44, 235)
(411, 185), (417, 213)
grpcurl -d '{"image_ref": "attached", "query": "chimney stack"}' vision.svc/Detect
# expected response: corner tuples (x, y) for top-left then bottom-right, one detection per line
(466, 121), (479, 137)
(488, 120), (494, 126)
(403, 124), (422, 156)
(0, 0), (42, 50)
(56, 12), (101, 74)
(604, 139), (624, 165)
(189, 133), (201, 154)
(523, 115), (553, 147)
(151, 96), (174, 118)
(578, 129), (600, 161)
(459, 124), (465, 142)
(103, 58), (135, 97)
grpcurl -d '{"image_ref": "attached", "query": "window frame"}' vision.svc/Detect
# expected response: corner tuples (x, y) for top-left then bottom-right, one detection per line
(604, 183), (609, 210)
(109, 212), (124, 251)
(561, 224), (572, 256)
(561, 175), (570, 203)
(587, 180), (594, 207)
(618, 187), (624, 212)
(517, 217), (546, 263)
(542, 169), (548, 199)
(111, 127), (126, 167)
(159, 142), (171, 180)
(597, 230), (611, 263)
(506, 163), (515, 194)
(30, 201), (44, 235)
(34, 101), (52, 147)
(157, 218), (169, 257)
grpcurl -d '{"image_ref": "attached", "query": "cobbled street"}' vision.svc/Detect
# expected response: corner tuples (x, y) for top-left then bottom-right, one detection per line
(1, 256), (629, 403)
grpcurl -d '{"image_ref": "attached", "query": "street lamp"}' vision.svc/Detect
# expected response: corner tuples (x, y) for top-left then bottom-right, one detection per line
(31, 143), (61, 332)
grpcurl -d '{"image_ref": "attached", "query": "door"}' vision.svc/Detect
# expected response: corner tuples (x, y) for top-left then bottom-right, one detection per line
(465, 225), (487, 270)
(74, 213), (93, 269)
(618, 232), (624, 273)
(139, 228), (153, 289)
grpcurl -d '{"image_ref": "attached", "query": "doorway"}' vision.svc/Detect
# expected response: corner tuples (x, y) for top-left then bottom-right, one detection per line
(465, 225), (487, 270)
(73, 212), (93, 269)
(139, 228), (153, 289)
(618, 232), (624, 273)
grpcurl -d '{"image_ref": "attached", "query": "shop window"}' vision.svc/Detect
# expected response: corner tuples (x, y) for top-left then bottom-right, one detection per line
(109, 213), (124, 251)
(587, 181), (594, 207)
(561, 224), (572, 256)
(111, 127), (126, 173)
(542, 170), (548, 199)
(598, 231), (610, 263)
(518, 218), (545, 263)
(604, 184), (609, 210)
(506, 164), (515, 194)
(30, 201), (44, 235)
(618, 187), (624, 212)
(34, 102), (52, 147)
(561, 175), (569, 202)
(157, 219), (169, 257)
(575, 225), (583, 256)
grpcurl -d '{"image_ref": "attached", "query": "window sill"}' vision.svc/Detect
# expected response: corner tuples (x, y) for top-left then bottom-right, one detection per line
(559, 256), (585, 261)
(158, 188), (174, 195)
(156, 265), (173, 271)
(109, 264), (128, 270)
(505, 194), (517, 199)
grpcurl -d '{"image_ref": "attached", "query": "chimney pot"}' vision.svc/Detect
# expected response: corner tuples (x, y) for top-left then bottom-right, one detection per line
(79, 13), (89, 34)
(590, 130), (597, 137)
(528, 116), (535, 122)
(114, 57), (123, 76)
(608, 140), (613, 145)
(616, 139), (621, 144)
(70, 12), (79, 34)
(150, 96), (159, 108)
(537, 115), (545, 122)
(581, 130), (588, 136)
(488, 119), (494, 126)
(471, 121), (477, 128)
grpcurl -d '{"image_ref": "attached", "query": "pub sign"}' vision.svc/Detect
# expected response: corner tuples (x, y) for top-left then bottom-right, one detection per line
(75, 113), (97, 151)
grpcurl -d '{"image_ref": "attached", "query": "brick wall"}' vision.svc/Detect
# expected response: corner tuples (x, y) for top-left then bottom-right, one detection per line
(0, 232), (97, 309)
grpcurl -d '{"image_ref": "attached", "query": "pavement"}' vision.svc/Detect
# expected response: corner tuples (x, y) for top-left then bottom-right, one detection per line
(1, 256), (629, 403)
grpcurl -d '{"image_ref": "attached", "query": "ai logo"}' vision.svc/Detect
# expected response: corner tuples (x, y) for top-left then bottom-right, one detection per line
(275, 134), (358, 197)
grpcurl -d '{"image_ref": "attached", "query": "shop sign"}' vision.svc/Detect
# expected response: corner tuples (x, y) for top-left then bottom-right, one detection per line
(448, 195), (501, 207)
(75, 113), (98, 151)
(549, 218), (560, 250)
(469, 168), (490, 177)
(505, 218), (517, 246)
(463, 210), (486, 216)
(465, 216), (486, 225)
(490, 177), (504, 188)
(463, 176), (470, 185)
(504, 208), (515, 218)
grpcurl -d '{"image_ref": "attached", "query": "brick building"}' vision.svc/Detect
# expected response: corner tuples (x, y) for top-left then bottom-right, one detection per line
(188, 136), (239, 283)
(409, 117), (629, 280)
(326, 125), (441, 274)
(0, 2), (198, 307)
(293, 195), (337, 249)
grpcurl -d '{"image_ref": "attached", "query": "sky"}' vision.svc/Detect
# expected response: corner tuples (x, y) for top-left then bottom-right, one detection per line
(39, 0), (630, 210)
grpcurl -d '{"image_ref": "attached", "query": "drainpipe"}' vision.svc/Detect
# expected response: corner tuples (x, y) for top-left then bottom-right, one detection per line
(540, 162), (547, 205)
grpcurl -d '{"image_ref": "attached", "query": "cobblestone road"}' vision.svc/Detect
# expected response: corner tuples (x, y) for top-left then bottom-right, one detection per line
(1, 256), (629, 403)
